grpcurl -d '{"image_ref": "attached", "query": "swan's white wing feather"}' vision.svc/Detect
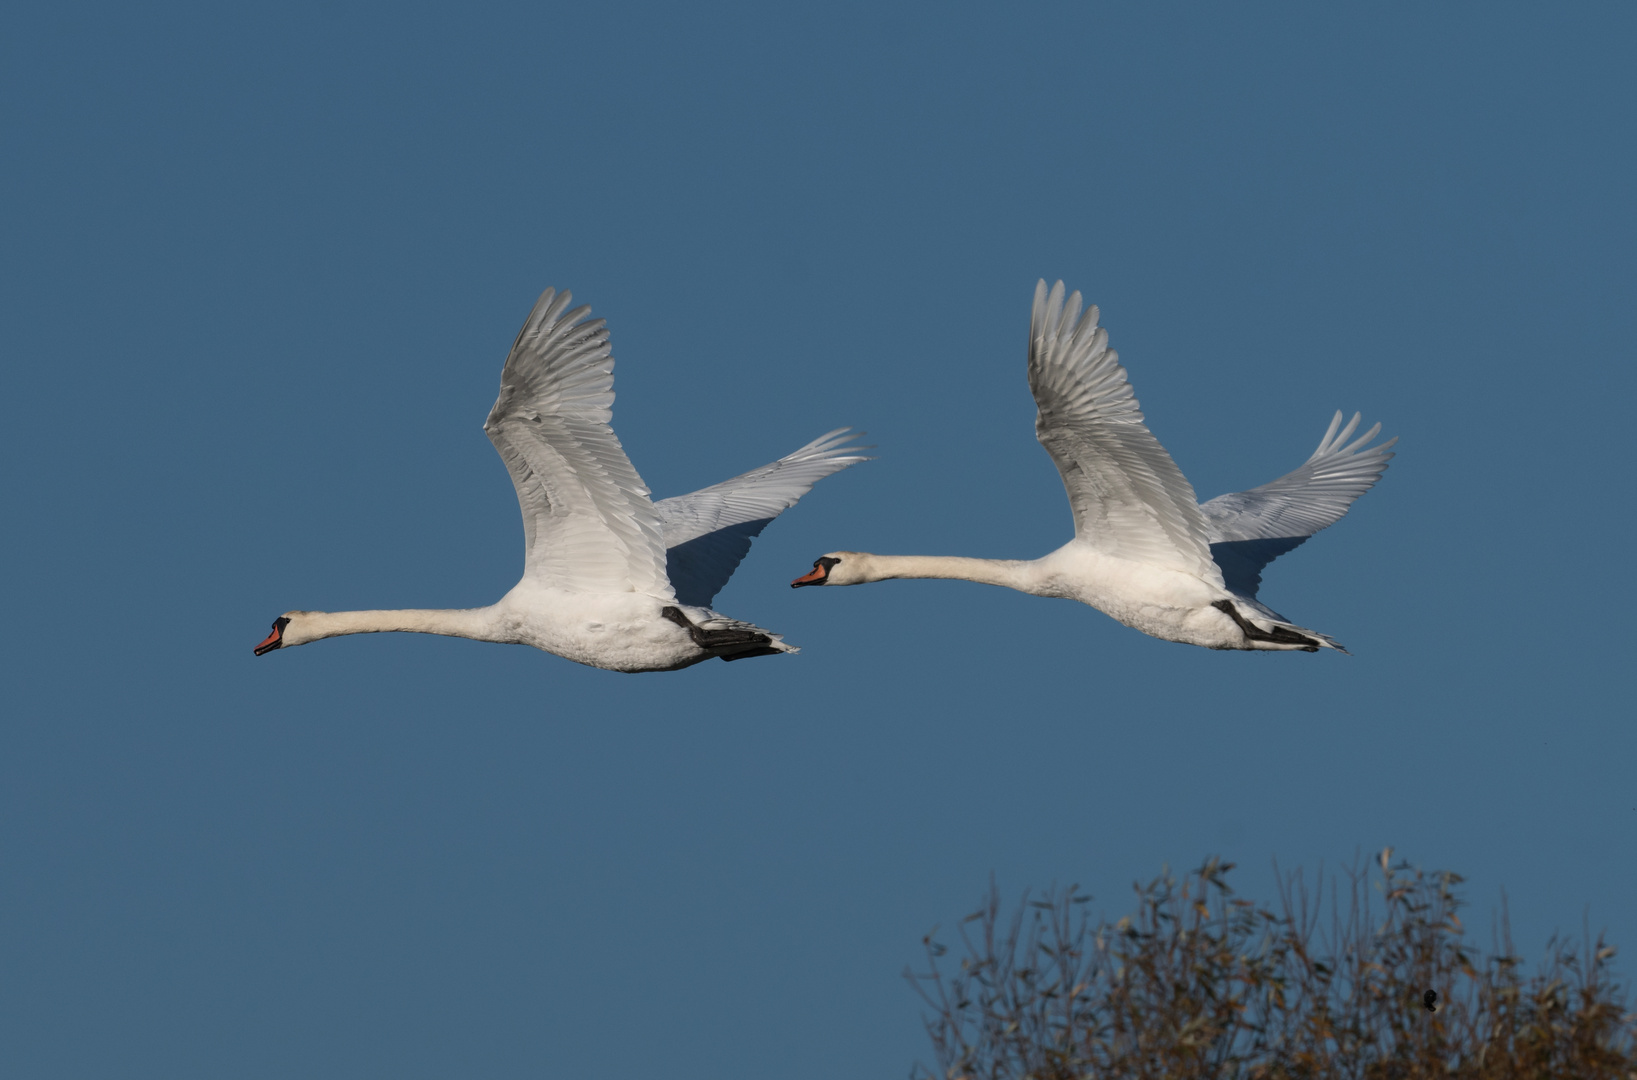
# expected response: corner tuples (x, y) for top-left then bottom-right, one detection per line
(1201, 411), (1396, 542)
(654, 429), (870, 607)
(483, 288), (673, 597)
(1028, 280), (1221, 582)
(1200, 411), (1395, 598)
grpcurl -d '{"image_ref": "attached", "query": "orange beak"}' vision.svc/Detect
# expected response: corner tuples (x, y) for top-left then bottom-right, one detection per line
(790, 565), (828, 588)
(254, 617), (289, 656)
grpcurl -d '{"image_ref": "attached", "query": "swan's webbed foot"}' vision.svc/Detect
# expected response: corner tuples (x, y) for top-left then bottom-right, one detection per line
(660, 606), (781, 662)
(1211, 600), (1320, 652)
(718, 646), (784, 661)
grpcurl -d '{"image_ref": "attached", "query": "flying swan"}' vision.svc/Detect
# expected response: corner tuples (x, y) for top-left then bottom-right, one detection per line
(255, 287), (867, 671)
(791, 280), (1393, 653)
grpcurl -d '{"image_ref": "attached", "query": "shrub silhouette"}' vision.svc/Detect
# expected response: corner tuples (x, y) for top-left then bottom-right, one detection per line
(907, 851), (1635, 1079)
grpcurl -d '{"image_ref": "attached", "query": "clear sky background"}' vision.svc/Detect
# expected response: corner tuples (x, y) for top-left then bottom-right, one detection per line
(3, 3), (1634, 1077)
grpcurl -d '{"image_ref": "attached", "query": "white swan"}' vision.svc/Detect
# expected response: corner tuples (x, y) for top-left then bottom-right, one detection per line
(791, 280), (1394, 653)
(255, 287), (867, 672)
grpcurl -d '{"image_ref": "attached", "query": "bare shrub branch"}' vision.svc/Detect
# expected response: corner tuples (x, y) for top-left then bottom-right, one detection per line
(907, 853), (1636, 1080)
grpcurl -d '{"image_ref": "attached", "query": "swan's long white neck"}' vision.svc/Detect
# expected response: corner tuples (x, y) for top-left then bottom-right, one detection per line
(838, 553), (1040, 592)
(287, 607), (512, 646)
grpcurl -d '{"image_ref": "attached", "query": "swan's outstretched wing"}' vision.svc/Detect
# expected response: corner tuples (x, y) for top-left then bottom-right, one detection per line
(1028, 280), (1221, 582)
(654, 429), (870, 607)
(484, 288), (673, 597)
(1201, 411), (1396, 599)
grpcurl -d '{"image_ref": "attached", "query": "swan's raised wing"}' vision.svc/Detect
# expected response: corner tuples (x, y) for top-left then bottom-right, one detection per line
(654, 429), (870, 607)
(1201, 411), (1395, 599)
(1028, 280), (1221, 582)
(484, 288), (673, 597)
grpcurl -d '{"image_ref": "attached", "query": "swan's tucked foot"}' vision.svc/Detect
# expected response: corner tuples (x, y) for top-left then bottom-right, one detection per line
(660, 606), (790, 662)
(716, 646), (785, 661)
(1210, 600), (1327, 652)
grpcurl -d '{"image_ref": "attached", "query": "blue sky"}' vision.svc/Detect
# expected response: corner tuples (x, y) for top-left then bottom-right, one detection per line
(3, 2), (1634, 1076)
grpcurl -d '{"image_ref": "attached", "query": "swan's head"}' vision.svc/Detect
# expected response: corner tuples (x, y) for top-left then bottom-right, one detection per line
(253, 612), (316, 655)
(790, 552), (863, 587)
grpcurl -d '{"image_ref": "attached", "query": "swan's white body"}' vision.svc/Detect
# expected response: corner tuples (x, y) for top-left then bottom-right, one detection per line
(794, 281), (1395, 653)
(258, 288), (867, 672)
